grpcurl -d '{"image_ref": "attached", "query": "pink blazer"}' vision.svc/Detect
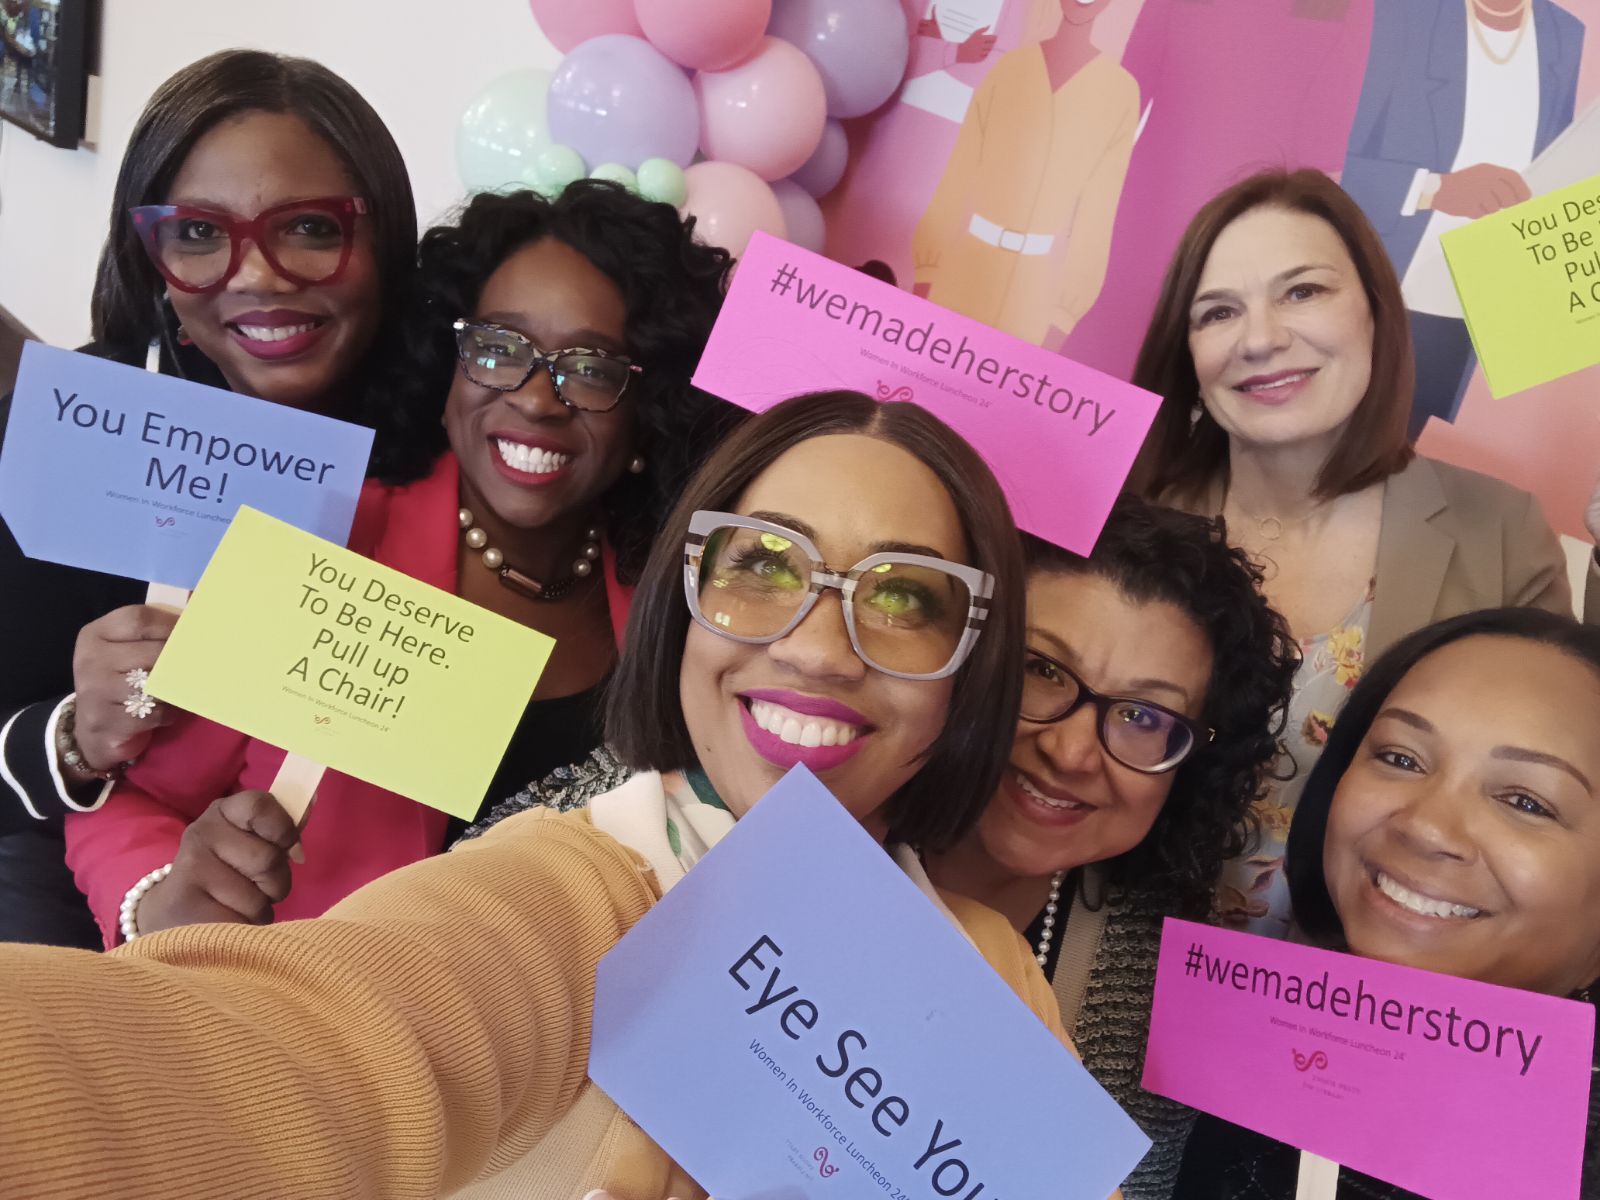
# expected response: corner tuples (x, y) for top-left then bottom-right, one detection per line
(67, 451), (633, 947)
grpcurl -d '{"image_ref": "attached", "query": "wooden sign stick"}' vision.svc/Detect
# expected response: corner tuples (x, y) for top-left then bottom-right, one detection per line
(1296, 1150), (1339, 1200)
(144, 581), (189, 611)
(269, 751), (326, 826)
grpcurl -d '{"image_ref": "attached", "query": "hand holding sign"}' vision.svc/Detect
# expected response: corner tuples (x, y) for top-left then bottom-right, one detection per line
(137, 789), (302, 935)
(67, 604), (181, 777)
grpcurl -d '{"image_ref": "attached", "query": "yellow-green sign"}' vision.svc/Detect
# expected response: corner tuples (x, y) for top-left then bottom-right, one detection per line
(147, 506), (555, 819)
(1443, 173), (1600, 398)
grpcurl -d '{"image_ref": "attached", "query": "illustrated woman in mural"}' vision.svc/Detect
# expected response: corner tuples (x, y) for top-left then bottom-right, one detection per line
(911, 0), (1138, 347)
(1342, 0), (1585, 439)
(1059, 0), (1375, 379)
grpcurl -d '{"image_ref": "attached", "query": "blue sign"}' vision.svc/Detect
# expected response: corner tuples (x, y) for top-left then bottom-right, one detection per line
(0, 343), (373, 588)
(589, 766), (1150, 1200)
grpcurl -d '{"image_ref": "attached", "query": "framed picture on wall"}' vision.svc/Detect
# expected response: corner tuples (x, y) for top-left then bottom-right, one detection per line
(1, 0), (89, 148)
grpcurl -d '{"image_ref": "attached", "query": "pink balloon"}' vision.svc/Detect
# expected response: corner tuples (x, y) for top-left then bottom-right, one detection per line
(529, 0), (643, 53)
(682, 161), (787, 258)
(636, 0), (771, 71)
(772, 180), (825, 253)
(694, 37), (826, 182)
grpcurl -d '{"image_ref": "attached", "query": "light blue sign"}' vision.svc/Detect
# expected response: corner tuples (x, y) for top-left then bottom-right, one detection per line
(0, 343), (373, 588)
(590, 766), (1151, 1200)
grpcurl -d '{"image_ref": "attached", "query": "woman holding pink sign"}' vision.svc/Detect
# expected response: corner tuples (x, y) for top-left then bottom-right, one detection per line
(65, 182), (740, 947)
(0, 49), (418, 948)
(0, 391), (1127, 1200)
(1131, 168), (1600, 940)
(1176, 606), (1600, 1197)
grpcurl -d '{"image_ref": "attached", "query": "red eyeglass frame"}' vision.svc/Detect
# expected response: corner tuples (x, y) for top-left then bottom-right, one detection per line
(127, 195), (370, 294)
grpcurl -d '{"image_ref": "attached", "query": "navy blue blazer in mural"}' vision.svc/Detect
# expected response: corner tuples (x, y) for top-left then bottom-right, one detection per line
(1342, 0), (1584, 279)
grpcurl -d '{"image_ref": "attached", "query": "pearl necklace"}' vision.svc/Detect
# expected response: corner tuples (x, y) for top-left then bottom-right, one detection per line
(458, 507), (600, 602)
(1035, 869), (1067, 967)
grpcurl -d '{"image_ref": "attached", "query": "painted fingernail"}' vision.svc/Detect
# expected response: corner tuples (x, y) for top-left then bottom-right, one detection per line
(288, 842), (305, 865)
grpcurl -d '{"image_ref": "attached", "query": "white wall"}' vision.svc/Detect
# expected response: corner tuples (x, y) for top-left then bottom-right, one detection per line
(0, 0), (561, 347)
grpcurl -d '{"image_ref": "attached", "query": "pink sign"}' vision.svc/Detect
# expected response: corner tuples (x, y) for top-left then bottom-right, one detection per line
(691, 233), (1162, 554)
(1143, 919), (1595, 1199)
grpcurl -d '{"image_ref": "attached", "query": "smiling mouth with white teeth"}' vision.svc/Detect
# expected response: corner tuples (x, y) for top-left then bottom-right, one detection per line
(1016, 771), (1092, 812)
(1236, 369), (1317, 394)
(496, 439), (573, 475)
(746, 698), (865, 748)
(1372, 870), (1483, 920)
(234, 322), (321, 342)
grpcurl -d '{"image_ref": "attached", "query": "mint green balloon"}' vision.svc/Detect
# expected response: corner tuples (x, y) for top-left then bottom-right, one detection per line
(636, 157), (688, 207)
(589, 162), (639, 191)
(522, 143), (587, 197)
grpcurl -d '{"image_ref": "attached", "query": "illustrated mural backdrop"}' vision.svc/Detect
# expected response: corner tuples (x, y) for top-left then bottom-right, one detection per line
(821, 0), (1600, 539)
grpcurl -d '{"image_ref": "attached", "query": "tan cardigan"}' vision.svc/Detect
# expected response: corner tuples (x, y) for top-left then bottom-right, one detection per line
(0, 807), (1079, 1199)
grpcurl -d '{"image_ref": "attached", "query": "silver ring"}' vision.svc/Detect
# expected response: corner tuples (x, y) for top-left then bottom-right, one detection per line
(123, 668), (157, 720)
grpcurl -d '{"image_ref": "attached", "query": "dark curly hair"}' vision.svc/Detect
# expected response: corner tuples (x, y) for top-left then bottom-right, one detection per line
(363, 180), (743, 582)
(1027, 495), (1299, 917)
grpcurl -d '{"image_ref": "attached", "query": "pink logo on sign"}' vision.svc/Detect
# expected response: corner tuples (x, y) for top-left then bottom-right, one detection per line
(813, 1147), (840, 1178)
(875, 381), (914, 402)
(1143, 918), (1596, 1200)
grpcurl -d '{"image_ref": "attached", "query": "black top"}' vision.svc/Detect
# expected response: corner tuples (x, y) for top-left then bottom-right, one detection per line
(445, 679), (607, 843)
(0, 338), (226, 835)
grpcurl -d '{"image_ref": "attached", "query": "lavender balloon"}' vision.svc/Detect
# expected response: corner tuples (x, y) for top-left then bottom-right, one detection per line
(768, 0), (910, 119)
(788, 118), (847, 198)
(547, 35), (699, 170)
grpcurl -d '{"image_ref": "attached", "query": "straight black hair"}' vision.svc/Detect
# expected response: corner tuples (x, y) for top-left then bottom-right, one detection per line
(606, 391), (1026, 852)
(91, 50), (416, 404)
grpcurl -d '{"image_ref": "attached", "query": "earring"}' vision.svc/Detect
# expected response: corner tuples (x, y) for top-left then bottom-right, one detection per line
(628, 454), (646, 474)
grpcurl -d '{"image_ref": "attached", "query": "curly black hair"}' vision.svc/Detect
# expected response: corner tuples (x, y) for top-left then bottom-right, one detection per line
(1027, 495), (1299, 918)
(361, 180), (743, 583)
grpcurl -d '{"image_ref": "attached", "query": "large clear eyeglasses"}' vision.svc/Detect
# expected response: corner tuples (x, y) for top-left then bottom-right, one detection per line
(1021, 649), (1213, 774)
(683, 511), (994, 681)
(452, 319), (642, 413)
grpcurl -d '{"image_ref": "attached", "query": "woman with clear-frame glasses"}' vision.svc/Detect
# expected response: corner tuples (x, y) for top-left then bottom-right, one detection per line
(0, 392), (1132, 1200)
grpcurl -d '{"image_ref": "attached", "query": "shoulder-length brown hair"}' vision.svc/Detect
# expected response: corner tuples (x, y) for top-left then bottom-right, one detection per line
(1130, 169), (1414, 504)
(606, 390), (1026, 853)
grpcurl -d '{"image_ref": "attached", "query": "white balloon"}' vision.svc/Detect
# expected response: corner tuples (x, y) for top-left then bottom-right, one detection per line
(458, 69), (556, 193)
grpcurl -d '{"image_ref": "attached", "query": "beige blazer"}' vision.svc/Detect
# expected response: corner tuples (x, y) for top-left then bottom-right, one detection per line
(1366, 456), (1597, 658)
(1183, 455), (1596, 659)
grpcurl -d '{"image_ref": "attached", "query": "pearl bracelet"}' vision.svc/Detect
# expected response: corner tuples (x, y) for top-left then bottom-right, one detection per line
(118, 863), (173, 943)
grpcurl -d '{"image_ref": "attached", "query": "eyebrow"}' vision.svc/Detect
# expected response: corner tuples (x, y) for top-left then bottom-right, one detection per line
(1490, 747), (1594, 793)
(1376, 707), (1593, 792)
(1192, 263), (1338, 306)
(746, 510), (953, 563)
(1026, 628), (1192, 704)
(475, 314), (626, 351)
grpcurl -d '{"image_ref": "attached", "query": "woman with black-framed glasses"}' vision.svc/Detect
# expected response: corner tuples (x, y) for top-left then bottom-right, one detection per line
(0, 50), (417, 949)
(926, 495), (1298, 1200)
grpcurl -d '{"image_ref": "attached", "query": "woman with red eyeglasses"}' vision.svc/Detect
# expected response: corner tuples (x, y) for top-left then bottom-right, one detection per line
(62, 181), (742, 947)
(0, 49), (417, 947)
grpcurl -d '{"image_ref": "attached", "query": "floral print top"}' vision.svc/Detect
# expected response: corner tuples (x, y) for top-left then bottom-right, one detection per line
(1215, 580), (1376, 937)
